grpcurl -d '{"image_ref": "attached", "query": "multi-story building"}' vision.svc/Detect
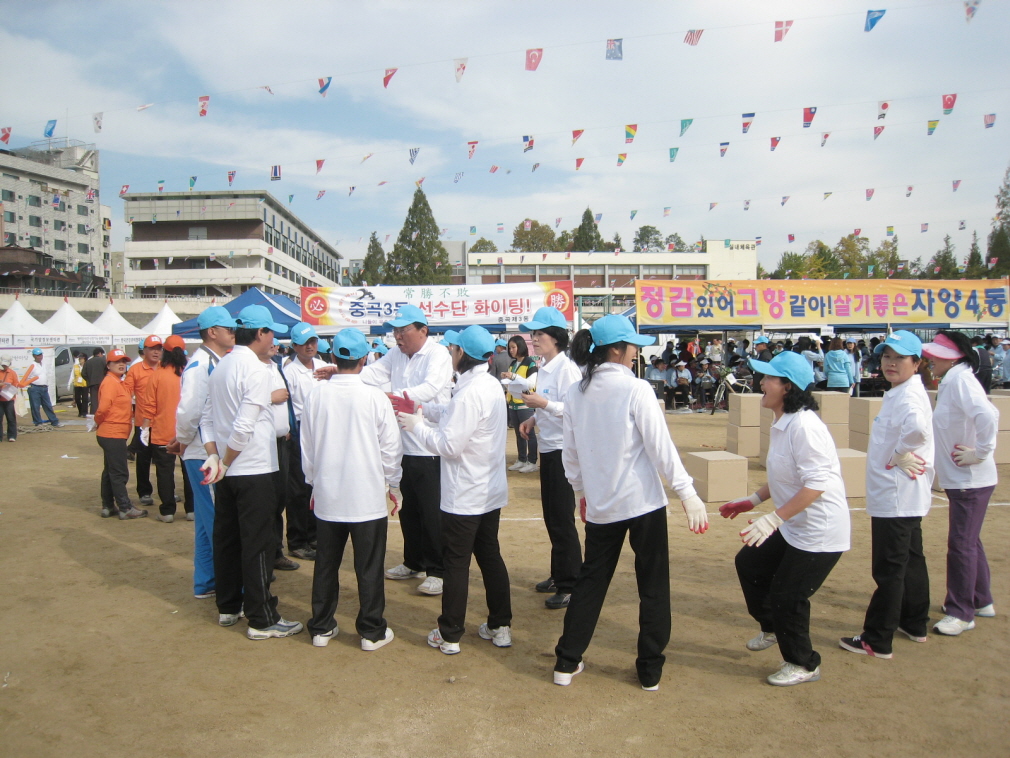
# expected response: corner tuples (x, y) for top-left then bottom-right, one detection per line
(122, 190), (341, 301)
(0, 139), (106, 292)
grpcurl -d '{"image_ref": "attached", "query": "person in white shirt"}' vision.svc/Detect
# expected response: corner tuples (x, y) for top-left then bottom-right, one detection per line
(302, 329), (403, 652)
(670, 360), (693, 411)
(922, 331), (1000, 636)
(720, 350), (849, 687)
(24, 348), (61, 426)
(202, 305), (302, 641)
(553, 315), (708, 691)
(839, 331), (934, 658)
(705, 337), (724, 364)
(263, 339), (298, 572)
(397, 325), (512, 655)
(167, 305), (236, 600)
(516, 306), (583, 609)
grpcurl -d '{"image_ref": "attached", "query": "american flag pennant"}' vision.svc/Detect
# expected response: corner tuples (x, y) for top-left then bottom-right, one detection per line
(709, 202), (717, 210)
(803, 107), (817, 128)
(467, 141), (478, 158)
(928, 120), (939, 135)
(316, 159), (325, 174)
(409, 148), (420, 164)
(348, 187), (355, 196)
(770, 136), (781, 151)
(942, 94), (957, 115)
(523, 135), (534, 152)
(984, 114), (996, 128)
(383, 68), (397, 88)
(959, 220), (966, 230)
(719, 142), (729, 157)
(874, 125), (885, 140)
(743, 200), (750, 211)
(119, 185), (129, 196)
(617, 153), (627, 166)
(663, 207), (670, 217)
(271, 165), (281, 181)
(821, 132), (830, 146)
(318, 77), (331, 97)
(489, 165), (499, 173)
(524, 219), (532, 231)
(680, 119), (693, 137)
(684, 29), (704, 46)
(556, 218), (562, 228)
(865, 9), (886, 31)
(136, 103), (153, 111)
(260, 86), (274, 95)
(198, 95), (210, 117)
(454, 58), (467, 82)
(866, 188), (874, 201)
(454, 173), (463, 183)
(625, 124), (637, 143)
(532, 163), (540, 172)
(525, 49), (543, 71)
(575, 158), (584, 170)
(227, 170), (236, 186)
(953, 179), (961, 192)
(774, 20), (793, 41)
(316, 190), (326, 200)
(741, 113), (754, 133)
(788, 234), (795, 242)
(0, 127), (10, 144)
(781, 196), (789, 206)
(878, 101), (890, 119)
(966, 1), (981, 21)
(921, 223), (929, 233)
(415, 177), (424, 187)
(606, 38), (623, 60)
(906, 185), (913, 197)
(594, 213), (602, 223)
(571, 129), (584, 145)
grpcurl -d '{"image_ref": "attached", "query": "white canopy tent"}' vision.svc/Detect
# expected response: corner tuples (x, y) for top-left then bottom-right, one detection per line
(140, 303), (182, 337)
(42, 299), (108, 339)
(92, 301), (146, 341)
(0, 299), (48, 336)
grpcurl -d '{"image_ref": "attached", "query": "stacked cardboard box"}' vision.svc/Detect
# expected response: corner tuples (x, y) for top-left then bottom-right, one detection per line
(848, 397), (883, 453)
(726, 393), (762, 457)
(990, 395), (1010, 464)
(835, 448), (867, 498)
(812, 391), (849, 449)
(684, 451), (748, 502)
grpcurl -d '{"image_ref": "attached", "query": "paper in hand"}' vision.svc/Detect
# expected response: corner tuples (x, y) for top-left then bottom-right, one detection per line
(502, 375), (533, 395)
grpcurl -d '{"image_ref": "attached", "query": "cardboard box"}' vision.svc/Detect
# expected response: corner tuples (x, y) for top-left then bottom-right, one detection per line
(849, 397), (883, 435)
(835, 448), (867, 498)
(994, 430), (1010, 464)
(760, 406), (774, 434)
(849, 430), (870, 452)
(812, 391), (849, 425)
(728, 392), (762, 428)
(727, 423), (761, 457)
(825, 423), (848, 449)
(989, 388), (1010, 397)
(683, 451), (748, 502)
(988, 396), (1010, 431)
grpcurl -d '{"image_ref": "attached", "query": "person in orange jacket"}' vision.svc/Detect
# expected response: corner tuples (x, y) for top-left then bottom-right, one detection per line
(125, 335), (163, 506)
(0, 357), (21, 442)
(95, 349), (149, 520)
(143, 335), (189, 523)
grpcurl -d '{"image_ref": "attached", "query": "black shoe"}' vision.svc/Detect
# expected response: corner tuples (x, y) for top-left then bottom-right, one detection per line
(289, 547), (317, 561)
(139, 495), (154, 506)
(100, 507), (115, 518)
(127, 452), (136, 462)
(274, 556), (300, 571)
(545, 592), (571, 610)
(535, 578), (556, 594)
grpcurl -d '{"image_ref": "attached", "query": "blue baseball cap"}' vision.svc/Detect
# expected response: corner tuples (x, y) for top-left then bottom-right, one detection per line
(197, 305), (238, 330)
(874, 329), (922, 358)
(749, 351), (814, 390)
(439, 329), (460, 347)
(32, 347), (43, 356)
(457, 325), (495, 360)
(235, 305), (288, 334)
(371, 340), (389, 355)
(495, 338), (508, 348)
(317, 338), (331, 353)
(520, 306), (568, 332)
(272, 338), (281, 346)
(754, 335), (771, 345)
(332, 329), (370, 360)
(385, 304), (428, 328)
(588, 314), (655, 349)
(290, 322), (319, 345)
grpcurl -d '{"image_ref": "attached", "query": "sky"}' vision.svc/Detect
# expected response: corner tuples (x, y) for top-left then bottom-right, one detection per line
(2, 0), (1008, 271)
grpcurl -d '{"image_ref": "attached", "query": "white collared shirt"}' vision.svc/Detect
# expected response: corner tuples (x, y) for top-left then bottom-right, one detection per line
(562, 362), (697, 524)
(26, 360), (48, 385)
(266, 361), (290, 439)
(282, 354), (328, 422)
(205, 345), (277, 477)
(176, 344), (224, 462)
(533, 352), (583, 453)
(866, 374), (934, 517)
(407, 364), (508, 516)
(767, 410), (850, 552)
(301, 374), (403, 523)
(362, 337), (453, 457)
(933, 362), (999, 489)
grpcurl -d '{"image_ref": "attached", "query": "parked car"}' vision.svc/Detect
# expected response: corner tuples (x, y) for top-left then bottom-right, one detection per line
(54, 345), (105, 400)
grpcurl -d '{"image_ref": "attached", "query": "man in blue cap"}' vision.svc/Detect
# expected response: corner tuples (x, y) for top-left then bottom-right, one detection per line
(23, 347), (61, 426)
(281, 322), (328, 561)
(202, 305), (303, 640)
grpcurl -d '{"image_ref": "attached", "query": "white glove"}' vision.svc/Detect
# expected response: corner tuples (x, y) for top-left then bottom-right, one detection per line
(952, 445), (985, 467)
(681, 494), (709, 534)
(211, 461), (229, 484)
(139, 427), (150, 447)
(886, 450), (926, 479)
(575, 489), (587, 523)
(200, 454), (221, 486)
(387, 486), (402, 516)
(85, 414), (96, 433)
(397, 407), (423, 433)
(740, 511), (784, 547)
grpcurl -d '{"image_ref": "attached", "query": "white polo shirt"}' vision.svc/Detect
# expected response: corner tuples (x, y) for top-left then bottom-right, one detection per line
(766, 410), (850, 552)
(933, 362), (999, 489)
(301, 374), (403, 523)
(407, 364), (508, 516)
(562, 362), (697, 524)
(532, 352), (583, 453)
(282, 354), (328, 422)
(865, 374), (934, 517)
(25, 360), (48, 386)
(175, 344), (223, 462)
(266, 360), (290, 439)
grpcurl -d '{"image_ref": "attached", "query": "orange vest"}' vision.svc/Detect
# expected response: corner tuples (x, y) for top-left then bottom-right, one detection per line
(144, 366), (182, 446)
(95, 373), (133, 439)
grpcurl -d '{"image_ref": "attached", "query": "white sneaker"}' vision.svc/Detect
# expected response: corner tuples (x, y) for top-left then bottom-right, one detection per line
(553, 661), (584, 686)
(427, 627), (460, 655)
(508, 460), (526, 471)
(384, 563), (426, 580)
(518, 462), (539, 474)
(312, 626), (338, 647)
(247, 618), (303, 640)
(896, 627), (928, 643)
(933, 615), (975, 636)
(478, 623), (512, 647)
(746, 631), (778, 651)
(642, 683), (660, 691)
(361, 628), (394, 651)
(766, 662), (820, 687)
(417, 576), (443, 595)
(976, 604), (996, 617)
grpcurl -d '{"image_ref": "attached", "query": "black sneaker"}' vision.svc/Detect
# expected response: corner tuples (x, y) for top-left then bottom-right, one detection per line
(838, 635), (893, 659)
(139, 495), (154, 506)
(535, 578), (556, 594)
(545, 592), (571, 610)
(289, 547), (316, 561)
(274, 556), (300, 571)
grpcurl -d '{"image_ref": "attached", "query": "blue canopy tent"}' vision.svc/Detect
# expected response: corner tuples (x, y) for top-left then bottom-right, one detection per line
(171, 287), (302, 340)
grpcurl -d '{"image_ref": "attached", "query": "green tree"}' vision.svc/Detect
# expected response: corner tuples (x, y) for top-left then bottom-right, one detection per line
(805, 240), (842, 279)
(469, 236), (497, 253)
(511, 220), (556, 252)
(665, 232), (687, 252)
(772, 251), (808, 279)
(572, 209), (604, 251)
(554, 228), (575, 252)
(613, 232), (624, 251)
(988, 226), (1010, 278)
(382, 186), (450, 284)
(354, 231), (385, 286)
(633, 225), (664, 251)
(867, 237), (902, 278)
(924, 235), (958, 279)
(832, 234), (871, 278)
(965, 231), (985, 279)
(994, 163), (1010, 232)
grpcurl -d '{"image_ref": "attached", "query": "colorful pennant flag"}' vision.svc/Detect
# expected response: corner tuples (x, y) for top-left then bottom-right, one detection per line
(781, 196), (789, 206)
(630, 210), (637, 220)
(86, 188), (95, 202)
(525, 49), (543, 71)
(874, 125), (885, 140)
(288, 195), (294, 204)
(270, 165), (281, 181)
(966, 1), (981, 21)
(774, 20), (793, 41)
(454, 58), (467, 82)
(821, 132), (830, 146)
(594, 213), (602, 223)
(744, 200), (750, 211)
(684, 29), (704, 46)
(0, 127), (10, 144)
(198, 96), (209, 117)
(668, 147), (679, 162)
(943, 94), (957, 114)
(316, 190), (326, 200)
(927, 119), (939, 135)
(887, 226), (894, 236)
(865, 10), (886, 31)
(855, 228), (862, 236)
(571, 129), (584, 145)
(532, 163), (540, 172)
(985, 114), (996, 128)
(361, 153), (373, 163)
(119, 185), (129, 196)
(719, 142), (729, 157)
(50, 193), (60, 208)
(953, 179), (961, 192)
(680, 119), (693, 137)
(866, 188), (874, 201)
(157, 180), (165, 192)
(906, 185), (913, 196)
(467, 141), (478, 159)
(709, 203), (718, 210)
(742, 113), (755, 133)
(523, 135), (534, 152)
(259, 85), (274, 95)
(44, 119), (57, 138)
(489, 165), (499, 173)
(317, 77), (332, 97)
(769, 136), (781, 151)
(959, 220), (966, 230)
(663, 207), (671, 217)
(227, 170), (236, 186)
(823, 192), (832, 200)
(867, 264), (875, 275)
(378, 181), (388, 186)
(803, 107), (817, 128)
(469, 226), (476, 235)
(523, 219), (532, 231)
(453, 172), (463, 183)
(606, 38), (623, 59)
(788, 234), (795, 242)
(934, 266), (941, 273)
(415, 177), (424, 187)
(92, 112), (103, 133)
(625, 124), (637, 143)
(755, 237), (762, 246)
(989, 257), (998, 269)
(137, 103), (153, 111)
(617, 153), (627, 166)
(383, 68), (397, 88)
(497, 223), (504, 233)
(409, 148), (420, 164)
(897, 261), (904, 271)
(921, 223), (929, 233)
(575, 158), (584, 170)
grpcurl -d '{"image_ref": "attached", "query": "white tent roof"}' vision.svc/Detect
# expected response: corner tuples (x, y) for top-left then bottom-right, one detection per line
(42, 300), (106, 336)
(92, 302), (145, 338)
(140, 303), (182, 336)
(0, 299), (48, 335)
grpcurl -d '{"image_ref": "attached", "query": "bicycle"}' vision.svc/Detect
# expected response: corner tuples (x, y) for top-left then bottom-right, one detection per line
(710, 371), (753, 415)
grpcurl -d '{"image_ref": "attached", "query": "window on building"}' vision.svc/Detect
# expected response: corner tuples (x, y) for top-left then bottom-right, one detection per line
(538, 266), (570, 276)
(675, 265), (707, 278)
(30, 235), (42, 247)
(189, 258), (206, 269)
(53, 239), (66, 251)
(27, 195), (41, 207)
(77, 204), (88, 216)
(609, 266), (640, 275)
(1, 189), (14, 202)
(77, 223), (87, 234)
(28, 215), (42, 227)
(2, 211), (13, 223)
(78, 243), (89, 254)
(468, 266), (500, 277)
(188, 227), (207, 240)
(574, 265), (604, 275)
(54, 201), (65, 212)
(53, 219), (66, 231)
(4, 232), (15, 245)
(505, 266), (536, 275)
(642, 265), (673, 275)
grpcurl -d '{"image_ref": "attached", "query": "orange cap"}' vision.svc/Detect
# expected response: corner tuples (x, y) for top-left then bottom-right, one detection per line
(107, 349), (129, 363)
(143, 335), (163, 348)
(164, 335), (186, 351)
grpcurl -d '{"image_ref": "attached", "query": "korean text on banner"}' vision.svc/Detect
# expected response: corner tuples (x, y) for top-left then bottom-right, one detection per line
(301, 281), (575, 328)
(635, 279), (1010, 327)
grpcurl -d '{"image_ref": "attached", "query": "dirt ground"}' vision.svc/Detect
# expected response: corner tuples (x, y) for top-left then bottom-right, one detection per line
(1, 399), (1008, 758)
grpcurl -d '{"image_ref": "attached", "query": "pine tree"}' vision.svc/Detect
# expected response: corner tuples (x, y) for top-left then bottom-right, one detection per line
(805, 240), (841, 279)
(988, 226), (1010, 278)
(994, 163), (1010, 233)
(632, 225), (663, 251)
(773, 251), (808, 279)
(832, 234), (871, 278)
(354, 232), (385, 286)
(469, 237), (497, 253)
(965, 231), (985, 279)
(925, 235), (958, 278)
(613, 232), (623, 251)
(572, 208), (604, 252)
(382, 186), (449, 284)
